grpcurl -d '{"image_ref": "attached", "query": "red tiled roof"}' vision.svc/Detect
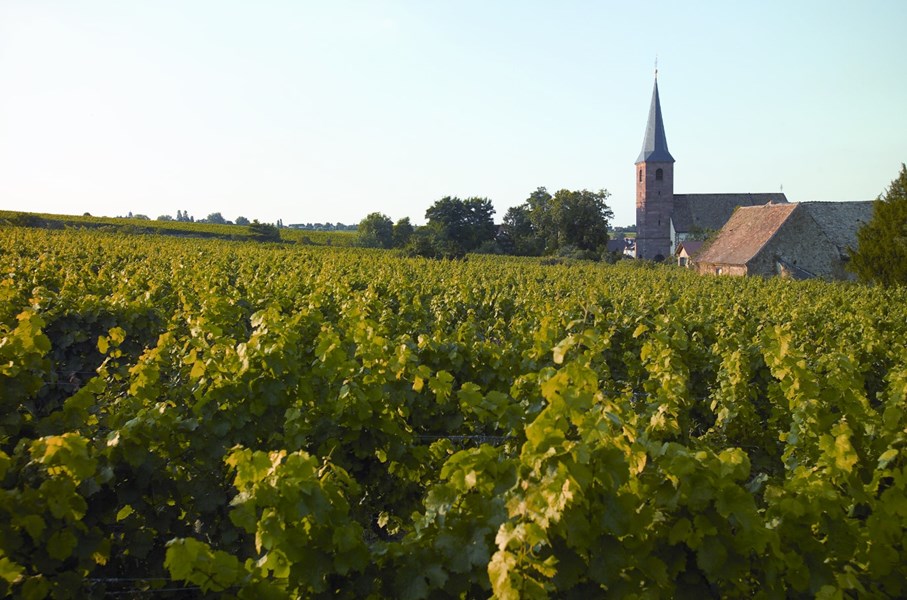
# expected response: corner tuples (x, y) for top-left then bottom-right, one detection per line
(695, 203), (797, 266)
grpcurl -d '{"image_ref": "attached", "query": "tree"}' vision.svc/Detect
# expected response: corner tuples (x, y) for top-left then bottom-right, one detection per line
(521, 187), (613, 256)
(205, 212), (226, 224)
(402, 228), (444, 259)
(685, 226), (718, 242)
(248, 220), (281, 243)
(235, 216), (250, 226)
(357, 213), (394, 249)
(527, 187), (555, 252)
(157, 214), (174, 221)
(423, 196), (496, 257)
(499, 204), (544, 256)
(392, 217), (414, 248)
(463, 197), (497, 250)
(850, 163), (907, 286)
(549, 188), (613, 253)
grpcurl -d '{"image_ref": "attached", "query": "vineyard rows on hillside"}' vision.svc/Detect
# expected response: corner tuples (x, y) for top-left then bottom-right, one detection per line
(0, 211), (357, 247)
(1, 227), (906, 598)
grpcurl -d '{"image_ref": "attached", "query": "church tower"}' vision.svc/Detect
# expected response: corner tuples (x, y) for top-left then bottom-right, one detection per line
(635, 76), (675, 260)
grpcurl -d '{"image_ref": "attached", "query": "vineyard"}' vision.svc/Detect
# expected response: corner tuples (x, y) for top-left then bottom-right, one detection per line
(0, 211), (357, 247)
(1, 226), (907, 598)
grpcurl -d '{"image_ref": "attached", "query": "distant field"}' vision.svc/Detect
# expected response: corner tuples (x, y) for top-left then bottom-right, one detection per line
(0, 210), (359, 246)
(280, 227), (357, 246)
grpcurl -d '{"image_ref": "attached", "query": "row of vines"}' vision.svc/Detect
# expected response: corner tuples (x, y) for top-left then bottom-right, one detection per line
(1, 226), (907, 598)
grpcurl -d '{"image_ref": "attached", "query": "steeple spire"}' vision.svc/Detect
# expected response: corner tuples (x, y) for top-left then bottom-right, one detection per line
(635, 76), (674, 164)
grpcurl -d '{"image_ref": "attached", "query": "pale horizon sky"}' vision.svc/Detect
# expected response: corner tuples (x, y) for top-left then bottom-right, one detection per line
(1, 1), (905, 227)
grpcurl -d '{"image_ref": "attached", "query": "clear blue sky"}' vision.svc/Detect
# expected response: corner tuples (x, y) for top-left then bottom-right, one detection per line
(1, 1), (905, 227)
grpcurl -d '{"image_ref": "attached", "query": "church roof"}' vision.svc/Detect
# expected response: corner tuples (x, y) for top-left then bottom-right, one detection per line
(636, 79), (674, 164)
(694, 203), (797, 266)
(796, 201), (874, 256)
(672, 193), (789, 234)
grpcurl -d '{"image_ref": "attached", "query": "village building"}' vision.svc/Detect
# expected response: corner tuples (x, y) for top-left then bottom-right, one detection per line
(694, 201), (874, 279)
(634, 77), (787, 261)
(633, 75), (874, 280)
(674, 240), (703, 268)
(606, 237), (636, 257)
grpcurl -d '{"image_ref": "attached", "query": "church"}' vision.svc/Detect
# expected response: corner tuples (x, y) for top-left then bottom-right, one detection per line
(634, 77), (787, 261)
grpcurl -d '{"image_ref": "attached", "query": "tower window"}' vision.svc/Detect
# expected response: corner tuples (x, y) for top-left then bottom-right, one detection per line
(655, 168), (664, 181)
(639, 169), (642, 182)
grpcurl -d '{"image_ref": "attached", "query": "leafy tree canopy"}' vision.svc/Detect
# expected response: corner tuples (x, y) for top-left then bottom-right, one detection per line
(549, 188), (613, 253)
(204, 212), (226, 225)
(357, 212), (394, 248)
(392, 217), (414, 248)
(357, 212), (394, 249)
(499, 204), (544, 256)
(507, 187), (613, 257)
(422, 196), (496, 257)
(405, 186), (612, 260)
(850, 163), (907, 286)
(248, 220), (281, 243)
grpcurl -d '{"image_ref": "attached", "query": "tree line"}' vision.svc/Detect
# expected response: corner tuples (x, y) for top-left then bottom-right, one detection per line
(153, 210), (262, 227)
(358, 187), (616, 260)
(151, 213), (359, 232)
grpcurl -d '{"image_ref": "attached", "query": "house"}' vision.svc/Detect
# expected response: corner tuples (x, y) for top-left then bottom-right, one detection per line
(624, 238), (636, 257)
(606, 237), (636, 257)
(694, 201), (874, 279)
(634, 76), (787, 260)
(606, 238), (624, 253)
(675, 240), (703, 268)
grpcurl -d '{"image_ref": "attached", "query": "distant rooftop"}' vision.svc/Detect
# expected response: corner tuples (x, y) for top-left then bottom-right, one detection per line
(673, 193), (789, 233)
(675, 240), (704, 256)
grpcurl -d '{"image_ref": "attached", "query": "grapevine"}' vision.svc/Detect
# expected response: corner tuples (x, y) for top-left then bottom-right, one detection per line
(1, 226), (906, 597)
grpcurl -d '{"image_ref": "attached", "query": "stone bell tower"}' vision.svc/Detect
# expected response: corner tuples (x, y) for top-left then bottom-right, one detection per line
(635, 75), (674, 261)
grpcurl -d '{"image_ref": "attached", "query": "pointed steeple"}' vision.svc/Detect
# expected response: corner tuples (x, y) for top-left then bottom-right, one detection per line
(636, 77), (674, 164)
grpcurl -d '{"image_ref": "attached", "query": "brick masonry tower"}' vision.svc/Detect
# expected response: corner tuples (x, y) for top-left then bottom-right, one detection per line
(635, 76), (675, 260)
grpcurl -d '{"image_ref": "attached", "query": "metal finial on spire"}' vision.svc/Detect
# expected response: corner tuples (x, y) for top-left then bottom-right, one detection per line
(654, 55), (658, 79)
